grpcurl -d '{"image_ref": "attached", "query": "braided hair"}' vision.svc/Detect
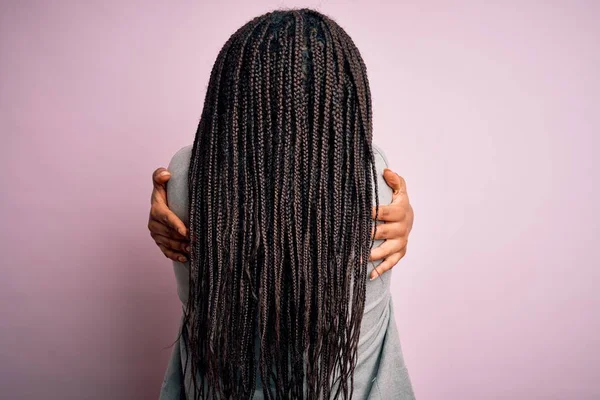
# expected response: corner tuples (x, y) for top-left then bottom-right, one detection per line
(182, 8), (380, 399)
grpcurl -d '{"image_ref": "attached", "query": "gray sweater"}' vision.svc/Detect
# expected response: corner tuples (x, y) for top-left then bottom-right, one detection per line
(158, 143), (415, 400)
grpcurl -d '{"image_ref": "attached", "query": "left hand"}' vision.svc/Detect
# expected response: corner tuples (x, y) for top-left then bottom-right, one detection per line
(369, 168), (414, 280)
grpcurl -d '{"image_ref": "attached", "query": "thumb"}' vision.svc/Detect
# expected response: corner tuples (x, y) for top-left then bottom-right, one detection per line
(152, 167), (171, 189)
(382, 168), (406, 197)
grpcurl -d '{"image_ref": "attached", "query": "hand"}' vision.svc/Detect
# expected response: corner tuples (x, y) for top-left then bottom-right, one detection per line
(369, 168), (414, 280)
(148, 167), (190, 263)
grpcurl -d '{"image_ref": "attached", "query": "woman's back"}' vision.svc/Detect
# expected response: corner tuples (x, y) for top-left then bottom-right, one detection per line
(159, 8), (414, 399)
(161, 142), (415, 399)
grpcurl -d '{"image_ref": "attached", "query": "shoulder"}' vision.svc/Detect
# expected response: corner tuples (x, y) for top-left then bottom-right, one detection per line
(372, 141), (390, 169)
(372, 141), (393, 205)
(167, 144), (193, 173)
(165, 145), (193, 224)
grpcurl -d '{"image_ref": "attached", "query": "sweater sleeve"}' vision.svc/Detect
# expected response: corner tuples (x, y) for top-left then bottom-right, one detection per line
(165, 144), (194, 306)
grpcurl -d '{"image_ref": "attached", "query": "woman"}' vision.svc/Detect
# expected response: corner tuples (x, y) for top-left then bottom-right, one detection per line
(154, 9), (415, 399)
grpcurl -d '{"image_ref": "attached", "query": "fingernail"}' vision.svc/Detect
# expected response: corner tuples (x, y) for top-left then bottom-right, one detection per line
(179, 256), (187, 262)
(178, 228), (186, 236)
(159, 171), (170, 177)
(185, 245), (191, 252)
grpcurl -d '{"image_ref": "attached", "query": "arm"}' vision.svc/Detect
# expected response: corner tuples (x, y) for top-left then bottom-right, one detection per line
(148, 162), (414, 275)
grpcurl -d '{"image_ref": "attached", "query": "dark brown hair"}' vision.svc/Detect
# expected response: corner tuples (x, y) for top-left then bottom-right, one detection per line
(182, 8), (379, 399)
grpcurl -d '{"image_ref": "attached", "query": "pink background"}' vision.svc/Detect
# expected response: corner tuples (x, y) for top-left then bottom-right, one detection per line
(1, 1), (598, 399)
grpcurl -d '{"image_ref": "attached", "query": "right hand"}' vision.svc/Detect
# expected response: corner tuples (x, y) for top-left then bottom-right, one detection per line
(148, 167), (190, 263)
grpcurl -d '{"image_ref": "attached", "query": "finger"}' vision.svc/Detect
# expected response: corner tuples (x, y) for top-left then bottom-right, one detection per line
(151, 233), (191, 254)
(157, 244), (188, 263)
(369, 238), (406, 261)
(370, 249), (405, 280)
(148, 218), (188, 240)
(371, 221), (407, 240)
(151, 168), (171, 206)
(371, 203), (407, 222)
(382, 169), (407, 196)
(149, 204), (188, 238)
(153, 167), (171, 187)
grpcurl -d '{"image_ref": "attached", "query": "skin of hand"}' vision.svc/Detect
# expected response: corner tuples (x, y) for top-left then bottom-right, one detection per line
(148, 167), (414, 276)
(148, 168), (190, 263)
(369, 168), (414, 280)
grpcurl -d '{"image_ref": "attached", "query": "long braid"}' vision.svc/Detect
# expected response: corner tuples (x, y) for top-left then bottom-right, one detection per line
(317, 19), (334, 398)
(184, 9), (379, 399)
(306, 25), (324, 399)
(270, 23), (292, 397)
(224, 19), (256, 395)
